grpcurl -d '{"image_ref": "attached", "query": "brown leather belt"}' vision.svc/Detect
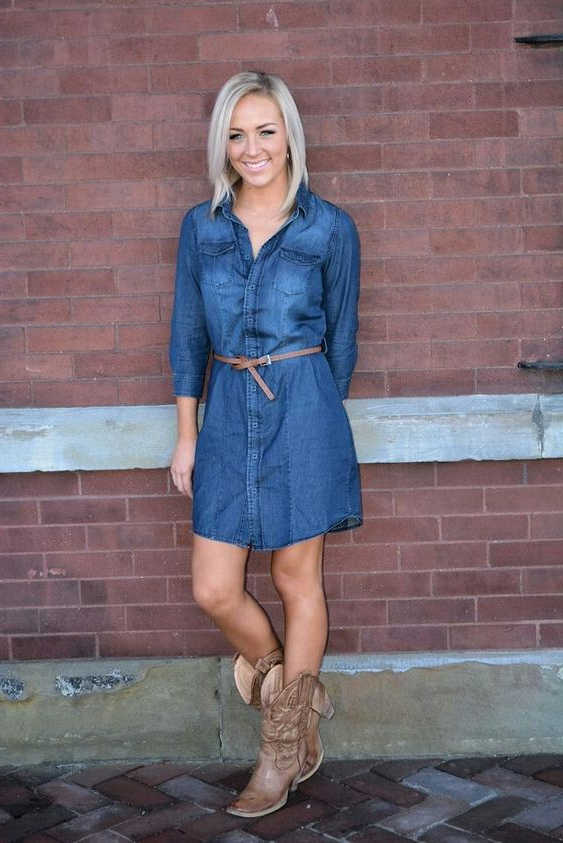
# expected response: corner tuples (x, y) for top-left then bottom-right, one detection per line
(213, 345), (323, 400)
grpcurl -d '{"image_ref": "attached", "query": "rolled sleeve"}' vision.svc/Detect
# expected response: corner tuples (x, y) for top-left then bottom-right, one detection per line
(169, 210), (211, 398)
(322, 207), (361, 400)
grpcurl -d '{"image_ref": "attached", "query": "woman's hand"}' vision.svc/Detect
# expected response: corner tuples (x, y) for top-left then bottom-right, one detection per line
(170, 436), (197, 497)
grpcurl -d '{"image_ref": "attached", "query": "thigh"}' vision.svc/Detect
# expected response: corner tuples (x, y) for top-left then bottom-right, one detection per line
(271, 533), (326, 588)
(191, 534), (250, 595)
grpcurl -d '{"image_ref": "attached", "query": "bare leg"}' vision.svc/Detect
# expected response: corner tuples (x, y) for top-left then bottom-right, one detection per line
(271, 533), (328, 685)
(191, 534), (280, 664)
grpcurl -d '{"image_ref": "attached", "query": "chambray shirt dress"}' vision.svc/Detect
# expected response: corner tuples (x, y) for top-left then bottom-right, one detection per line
(169, 181), (363, 551)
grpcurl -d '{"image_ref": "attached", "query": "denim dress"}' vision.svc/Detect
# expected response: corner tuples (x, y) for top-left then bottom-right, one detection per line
(169, 180), (363, 550)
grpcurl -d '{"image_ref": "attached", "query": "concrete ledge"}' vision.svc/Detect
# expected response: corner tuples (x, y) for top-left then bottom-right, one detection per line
(2, 393), (562, 473)
(2, 650), (562, 764)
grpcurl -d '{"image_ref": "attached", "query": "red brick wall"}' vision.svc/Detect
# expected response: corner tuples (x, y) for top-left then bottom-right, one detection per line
(1, 0), (563, 659)
(1, 459), (563, 661)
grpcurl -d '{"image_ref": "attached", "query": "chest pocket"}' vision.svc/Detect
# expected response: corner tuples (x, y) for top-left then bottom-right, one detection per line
(273, 247), (322, 295)
(199, 240), (236, 288)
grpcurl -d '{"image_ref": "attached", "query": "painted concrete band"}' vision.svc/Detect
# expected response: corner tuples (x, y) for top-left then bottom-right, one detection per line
(1, 649), (562, 764)
(1, 392), (562, 473)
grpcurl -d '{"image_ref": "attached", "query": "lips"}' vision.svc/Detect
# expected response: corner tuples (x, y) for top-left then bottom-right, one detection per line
(243, 159), (269, 170)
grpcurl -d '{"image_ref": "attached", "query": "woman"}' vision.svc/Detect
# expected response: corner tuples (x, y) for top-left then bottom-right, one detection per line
(169, 70), (362, 818)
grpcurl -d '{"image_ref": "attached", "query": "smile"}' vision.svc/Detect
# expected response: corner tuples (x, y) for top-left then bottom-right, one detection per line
(243, 160), (269, 170)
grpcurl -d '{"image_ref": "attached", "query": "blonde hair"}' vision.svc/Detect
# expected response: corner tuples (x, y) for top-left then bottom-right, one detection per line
(207, 70), (308, 216)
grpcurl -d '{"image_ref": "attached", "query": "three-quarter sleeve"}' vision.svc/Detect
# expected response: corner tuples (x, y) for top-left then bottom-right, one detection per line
(169, 209), (211, 398)
(322, 207), (361, 400)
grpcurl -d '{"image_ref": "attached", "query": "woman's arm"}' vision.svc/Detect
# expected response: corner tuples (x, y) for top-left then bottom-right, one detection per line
(170, 396), (199, 497)
(169, 209), (211, 496)
(322, 206), (361, 401)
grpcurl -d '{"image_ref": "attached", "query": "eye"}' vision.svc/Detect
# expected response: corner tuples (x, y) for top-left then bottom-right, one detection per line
(229, 132), (243, 141)
(260, 129), (275, 136)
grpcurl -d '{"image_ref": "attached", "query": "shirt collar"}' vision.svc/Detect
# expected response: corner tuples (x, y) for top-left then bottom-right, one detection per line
(217, 179), (311, 219)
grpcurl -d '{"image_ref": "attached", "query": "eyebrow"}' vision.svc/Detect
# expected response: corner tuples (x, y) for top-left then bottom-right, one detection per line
(229, 122), (279, 131)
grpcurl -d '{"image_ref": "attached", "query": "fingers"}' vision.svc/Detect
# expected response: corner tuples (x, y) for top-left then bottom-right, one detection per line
(171, 469), (192, 498)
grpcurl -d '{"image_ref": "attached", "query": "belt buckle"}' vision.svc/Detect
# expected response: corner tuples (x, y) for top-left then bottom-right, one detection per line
(263, 353), (271, 366)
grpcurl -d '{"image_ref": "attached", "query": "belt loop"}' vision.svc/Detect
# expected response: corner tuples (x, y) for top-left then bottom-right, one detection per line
(321, 337), (328, 353)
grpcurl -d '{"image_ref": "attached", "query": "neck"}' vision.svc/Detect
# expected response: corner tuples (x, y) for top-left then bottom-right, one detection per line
(235, 172), (289, 215)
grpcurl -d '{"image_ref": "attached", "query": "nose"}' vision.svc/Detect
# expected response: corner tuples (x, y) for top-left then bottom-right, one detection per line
(245, 135), (259, 157)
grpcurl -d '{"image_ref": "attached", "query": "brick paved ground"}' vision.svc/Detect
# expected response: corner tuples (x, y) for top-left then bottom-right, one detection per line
(1, 754), (563, 842)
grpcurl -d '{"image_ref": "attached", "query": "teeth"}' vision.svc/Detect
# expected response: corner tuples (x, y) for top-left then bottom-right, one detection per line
(244, 160), (268, 169)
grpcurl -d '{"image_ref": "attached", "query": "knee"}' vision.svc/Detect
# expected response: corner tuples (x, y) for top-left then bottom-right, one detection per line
(192, 580), (240, 617)
(271, 566), (322, 605)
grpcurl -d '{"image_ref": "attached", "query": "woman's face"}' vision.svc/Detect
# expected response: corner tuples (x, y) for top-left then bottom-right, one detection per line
(227, 93), (289, 194)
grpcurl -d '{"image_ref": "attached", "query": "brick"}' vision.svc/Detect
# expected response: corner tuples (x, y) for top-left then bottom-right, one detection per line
(423, 0), (512, 20)
(59, 67), (148, 95)
(70, 296), (159, 324)
(492, 540), (563, 568)
(514, 0), (563, 18)
(433, 569), (520, 596)
(40, 607), (125, 633)
(0, 472), (79, 497)
(309, 144), (382, 173)
(37, 780), (108, 813)
(540, 623), (563, 646)
(326, 600), (387, 627)
(328, 626), (361, 652)
(40, 498), (126, 525)
(385, 201), (475, 230)
(525, 196), (563, 225)
(449, 624), (536, 649)
(425, 52), (504, 82)
(94, 775), (172, 808)
(395, 489), (482, 516)
(401, 542), (488, 571)
(504, 755), (563, 776)
(438, 461), (524, 487)
(128, 762), (196, 786)
(325, 544), (397, 575)
(81, 578), (167, 605)
(389, 598), (474, 624)
(117, 267), (174, 294)
(11, 634), (96, 660)
(521, 281), (563, 309)
(0, 579), (79, 608)
(532, 513), (563, 539)
(28, 269), (115, 297)
(333, 56), (421, 84)
(0, 500), (38, 525)
(87, 523), (174, 550)
(487, 486), (563, 513)
(46, 803), (138, 842)
(361, 625), (448, 652)
(0, 297), (70, 323)
(25, 212), (112, 241)
(0, 157), (22, 183)
(134, 549), (188, 576)
(524, 167), (563, 195)
(128, 496), (188, 522)
(0, 213), (25, 241)
(383, 140), (474, 170)
(340, 172), (431, 201)
(0, 609), (39, 635)
(347, 771), (426, 806)
(0, 271), (27, 298)
(33, 380), (119, 407)
(69, 237), (158, 268)
(98, 629), (225, 657)
(343, 572), (431, 599)
(432, 169), (520, 197)
(117, 376), (174, 405)
(126, 604), (211, 631)
(473, 765), (562, 802)
(430, 227), (522, 256)
(357, 518), (439, 544)
(387, 369), (475, 397)
(385, 83), (473, 111)
(507, 796), (563, 833)
(0, 805), (75, 842)
(525, 225), (563, 252)
(479, 594), (563, 622)
(28, 325), (115, 353)
(442, 515), (527, 542)
(111, 801), (207, 838)
(536, 767), (563, 787)
(75, 350), (162, 378)
(0, 525), (85, 554)
(0, 353), (73, 381)
(379, 24), (470, 55)
(68, 763), (143, 788)
(430, 111), (518, 139)
(24, 96), (111, 124)
(402, 766), (496, 804)
(0, 554), (43, 580)
(81, 470), (167, 496)
(423, 826), (505, 842)
(488, 824), (560, 842)
(358, 341), (431, 370)
(360, 463), (435, 489)
(66, 180), (156, 211)
(247, 797), (337, 838)
(520, 110), (563, 139)
(44, 551), (133, 579)
(158, 773), (233, 808)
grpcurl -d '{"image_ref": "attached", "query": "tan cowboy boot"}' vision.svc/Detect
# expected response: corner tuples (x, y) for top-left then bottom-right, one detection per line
(226, 666), (315, 817)
(232, 647), (284, 708)
(232, 652), (335, 785)
(226, 665), (335, 817)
